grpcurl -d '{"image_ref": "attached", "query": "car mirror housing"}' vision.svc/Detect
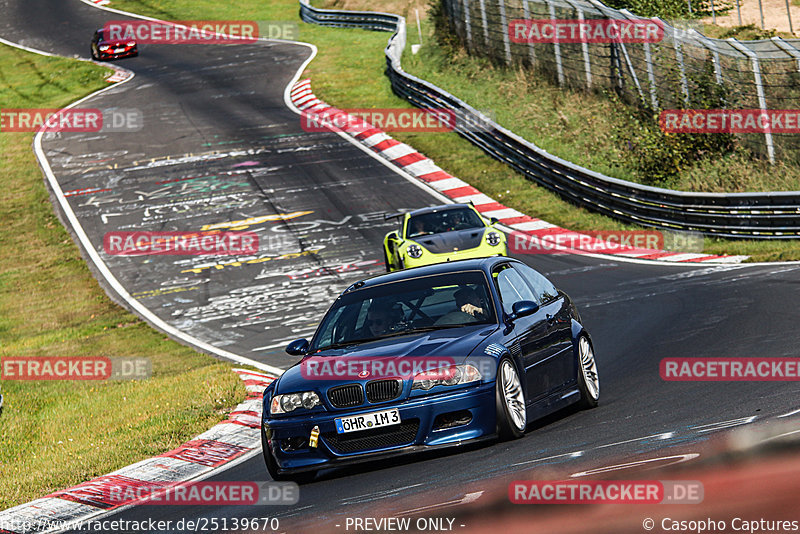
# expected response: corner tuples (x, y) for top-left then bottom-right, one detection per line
(285, 338), (310, 356)
(510, 300), (539, 321)
(490, 217), (499, 225)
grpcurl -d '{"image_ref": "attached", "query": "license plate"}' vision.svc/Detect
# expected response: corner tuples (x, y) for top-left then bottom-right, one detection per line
(335, 409), (400, 434)
(114, 48), (125, 53)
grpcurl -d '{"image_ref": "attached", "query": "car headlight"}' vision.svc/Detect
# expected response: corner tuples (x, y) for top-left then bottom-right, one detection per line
(411, 365), (482, 391)
(98, 45), (110, 51)
(270, 391), (321, 414)
(407, 244), (423, 258)
(486, 231), (502, 246)
(127, 41), (136, 46)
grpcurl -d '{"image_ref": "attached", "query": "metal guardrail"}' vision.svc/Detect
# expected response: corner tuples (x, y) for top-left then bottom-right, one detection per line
(299, 0), (800, 239)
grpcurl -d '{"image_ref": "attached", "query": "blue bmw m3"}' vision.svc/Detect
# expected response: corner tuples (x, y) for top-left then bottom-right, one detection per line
(261, 257), (599, 482)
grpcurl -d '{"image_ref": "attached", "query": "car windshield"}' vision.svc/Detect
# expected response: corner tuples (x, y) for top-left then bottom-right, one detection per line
(406, 208), (485, 237)
(310, 271), (496, 352)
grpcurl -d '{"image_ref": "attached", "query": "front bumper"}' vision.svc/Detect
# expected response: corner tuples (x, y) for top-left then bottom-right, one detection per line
(263, 382), (496, 474)
(401, 243), (508, 270)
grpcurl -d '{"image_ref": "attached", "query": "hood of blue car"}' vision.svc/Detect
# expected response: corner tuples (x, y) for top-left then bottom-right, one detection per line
(275, 324), (498, 394)
(412, 228), (486, 254)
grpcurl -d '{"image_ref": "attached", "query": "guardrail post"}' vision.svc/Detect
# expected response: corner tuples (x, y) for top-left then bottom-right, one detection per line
(521, 0), (536, 66)
(711, 48), (722, 85)
(609, 40), (624, 93)
(619, 39), (645, 102)
(566, 0), (592, 88)
(498, 0), (512, 64)
(673, 33), (690, 105)
(611, 9), (645, 102)
(545, 0), (565, 85)
(446, 0), (457, 38)
(688, 29), (723, 85)
(479, 0), (490, 49)
(646, 16), (668, 109)
(728, 38), (775, 164)
(643, 41), (659, 109)
(463, 0), (474, 51)
(771, 36), (800, 72)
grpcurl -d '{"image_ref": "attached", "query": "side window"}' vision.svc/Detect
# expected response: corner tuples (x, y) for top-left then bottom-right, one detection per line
(494, 266), (538, 315)
(516, 264), (559, 303)
(315, 306), (347, 347)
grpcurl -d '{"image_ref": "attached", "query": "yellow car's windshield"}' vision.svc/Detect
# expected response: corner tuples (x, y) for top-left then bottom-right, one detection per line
(407, 208), (485, 238)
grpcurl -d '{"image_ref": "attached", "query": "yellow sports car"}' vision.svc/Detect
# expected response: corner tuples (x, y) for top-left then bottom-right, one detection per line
(382, 204), (508, 272)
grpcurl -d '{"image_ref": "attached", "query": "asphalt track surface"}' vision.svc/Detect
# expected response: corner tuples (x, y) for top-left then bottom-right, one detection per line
(1, 0), (799, 531)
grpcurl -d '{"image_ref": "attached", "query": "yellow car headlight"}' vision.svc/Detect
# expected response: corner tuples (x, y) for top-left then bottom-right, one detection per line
(407, 244), (423, 258)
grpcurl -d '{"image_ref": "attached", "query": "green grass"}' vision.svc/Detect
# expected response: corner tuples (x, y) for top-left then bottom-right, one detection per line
(0, 45), (247, 508)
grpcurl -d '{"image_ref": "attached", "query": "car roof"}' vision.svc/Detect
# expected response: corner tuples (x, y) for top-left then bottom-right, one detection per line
(404, 203), (475, 217)
(344, 256), (516, 293)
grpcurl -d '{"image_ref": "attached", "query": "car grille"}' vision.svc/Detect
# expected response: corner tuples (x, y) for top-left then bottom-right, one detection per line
(323, 420), (420, 453)
(327, 384), (364, 408)
(365, 379), (402, 403)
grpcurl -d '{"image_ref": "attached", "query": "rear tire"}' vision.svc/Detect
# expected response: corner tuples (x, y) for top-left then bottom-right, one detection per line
(576, 336), (599, 409)
(495, 358), (526, 440)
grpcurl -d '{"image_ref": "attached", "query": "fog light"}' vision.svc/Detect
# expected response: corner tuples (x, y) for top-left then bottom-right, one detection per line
(280, 436), (309, 452)
(433, 410), (473, 430)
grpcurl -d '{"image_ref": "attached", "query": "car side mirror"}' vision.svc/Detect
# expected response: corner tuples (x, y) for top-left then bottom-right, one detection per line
(510, 300), (539, 321)
(285, 338), (310, 356)
(490, 217), (499, 225)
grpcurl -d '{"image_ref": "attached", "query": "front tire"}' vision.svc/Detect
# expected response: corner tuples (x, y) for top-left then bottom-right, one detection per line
(383, 246), (392, 272)
(495, 358), (526, 440)
(576, 335), (599, 409)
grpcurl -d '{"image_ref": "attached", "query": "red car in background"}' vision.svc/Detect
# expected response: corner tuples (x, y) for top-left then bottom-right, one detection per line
(90, 28), (137, 60)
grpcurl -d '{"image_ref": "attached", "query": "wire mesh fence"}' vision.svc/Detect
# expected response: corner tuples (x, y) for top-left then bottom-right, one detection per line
(441, 0), (800, 162)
